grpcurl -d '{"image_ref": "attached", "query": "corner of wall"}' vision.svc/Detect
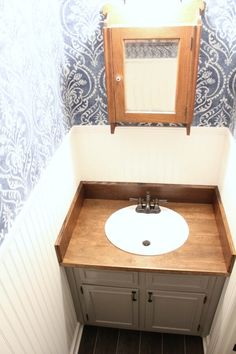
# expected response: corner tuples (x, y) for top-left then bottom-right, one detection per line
(218, 129), (236, 246)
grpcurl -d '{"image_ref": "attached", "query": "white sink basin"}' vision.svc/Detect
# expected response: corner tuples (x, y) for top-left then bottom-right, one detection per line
(105, 205), (189, 256)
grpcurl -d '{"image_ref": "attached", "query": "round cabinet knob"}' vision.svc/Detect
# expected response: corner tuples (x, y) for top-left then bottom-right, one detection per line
(115, 75), (121, 82)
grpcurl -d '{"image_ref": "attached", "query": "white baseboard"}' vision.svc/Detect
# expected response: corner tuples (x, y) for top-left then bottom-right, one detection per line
(203, 335), (210, 354)
(70, 323), (84, 354)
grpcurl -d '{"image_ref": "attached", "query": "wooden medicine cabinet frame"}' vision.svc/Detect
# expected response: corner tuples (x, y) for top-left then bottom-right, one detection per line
(103, 2), (204, 135)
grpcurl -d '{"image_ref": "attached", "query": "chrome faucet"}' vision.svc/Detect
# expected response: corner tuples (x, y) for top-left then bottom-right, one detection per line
(135, 191), (161, 214)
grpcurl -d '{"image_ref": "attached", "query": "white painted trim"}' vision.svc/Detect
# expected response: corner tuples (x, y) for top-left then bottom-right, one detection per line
(70, 323), (84, 354)
(203, 336), (210, 354)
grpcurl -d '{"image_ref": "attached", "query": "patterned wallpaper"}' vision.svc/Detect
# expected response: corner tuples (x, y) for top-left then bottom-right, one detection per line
(1, 0), (236, 245)
(194, 0), (236, 129)
(61, 0), (236, 129)
(0, 0), (70, 244)
(230, 96), (236, 138)
(61, 0), (109, 125)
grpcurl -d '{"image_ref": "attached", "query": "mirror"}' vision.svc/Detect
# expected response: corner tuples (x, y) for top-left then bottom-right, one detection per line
(124, 39), (179, 113)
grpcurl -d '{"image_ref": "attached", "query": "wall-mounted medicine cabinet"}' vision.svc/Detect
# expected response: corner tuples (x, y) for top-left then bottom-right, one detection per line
(103, 1), (204, 135)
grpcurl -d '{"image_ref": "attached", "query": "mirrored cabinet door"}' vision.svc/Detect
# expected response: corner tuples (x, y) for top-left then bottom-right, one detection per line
(104, 24), (201, 134)
(124, 38), (179, 114)
(112, 27), (194, 122)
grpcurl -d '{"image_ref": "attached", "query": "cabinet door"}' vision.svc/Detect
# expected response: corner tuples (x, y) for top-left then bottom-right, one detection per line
(82, 285), (139, 329)
(110, 27), (194, 125)
(145, 290), (205, 334)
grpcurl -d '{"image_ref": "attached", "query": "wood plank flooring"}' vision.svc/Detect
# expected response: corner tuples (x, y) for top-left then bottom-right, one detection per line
(78, 326), (204, 354)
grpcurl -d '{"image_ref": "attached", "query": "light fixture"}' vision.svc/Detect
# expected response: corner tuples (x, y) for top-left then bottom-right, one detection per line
(103, 0), (205, 26)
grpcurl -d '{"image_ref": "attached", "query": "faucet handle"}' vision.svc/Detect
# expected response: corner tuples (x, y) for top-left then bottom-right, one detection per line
(135, 197), (143, 213)
(153, 198), (161, 213)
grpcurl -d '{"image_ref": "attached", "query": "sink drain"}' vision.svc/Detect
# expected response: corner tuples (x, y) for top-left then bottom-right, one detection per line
(142, 240), (151, 247)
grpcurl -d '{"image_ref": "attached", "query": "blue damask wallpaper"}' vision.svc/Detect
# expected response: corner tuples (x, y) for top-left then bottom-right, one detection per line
(61, 0), (236, 129)
(1, 0), (236, 245)
(230, 97), (236, 138)
(194, 0), (236, 128)
(61, 0), (109, 125)
(0, 0), (70, 244)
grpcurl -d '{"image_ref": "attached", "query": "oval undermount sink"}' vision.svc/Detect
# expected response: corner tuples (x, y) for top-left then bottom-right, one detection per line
(105, 205), (189, 256)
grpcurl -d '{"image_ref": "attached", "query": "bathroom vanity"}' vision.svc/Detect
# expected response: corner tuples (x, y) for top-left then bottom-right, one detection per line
(66, 267), (224, 335)
(55, 181), (235, 336)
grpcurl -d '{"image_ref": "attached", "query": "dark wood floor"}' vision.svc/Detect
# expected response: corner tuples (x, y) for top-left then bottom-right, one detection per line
(78, 326), (204, 354)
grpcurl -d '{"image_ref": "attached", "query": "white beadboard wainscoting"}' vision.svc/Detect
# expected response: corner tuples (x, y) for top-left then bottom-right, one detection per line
(0, 132), (81, 354)
(71, 126), (227, 185)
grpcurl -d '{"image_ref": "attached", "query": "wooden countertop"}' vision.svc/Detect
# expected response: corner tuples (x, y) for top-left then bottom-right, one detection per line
(56, 182), (235, 276)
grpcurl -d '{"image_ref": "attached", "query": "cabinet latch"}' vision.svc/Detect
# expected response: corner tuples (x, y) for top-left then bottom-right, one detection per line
(204, 296), (207, 304)
(80, 286), (84, 294)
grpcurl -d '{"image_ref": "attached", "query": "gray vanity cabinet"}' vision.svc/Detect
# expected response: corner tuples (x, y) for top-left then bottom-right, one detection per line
(143, 273), (224, 335)
(81, 285), (139, 329)
(67, 268), (140, 329)
(145, 290), (205, 334)
(66, 267), (225, 336)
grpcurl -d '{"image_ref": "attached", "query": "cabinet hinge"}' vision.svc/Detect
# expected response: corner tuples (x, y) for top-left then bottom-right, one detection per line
(86, 314), (89, 321)
(80, 286), (84, 294)
(204, 296), (207, 304)
(190, 37), (193, 50)
(197, 324), (201, 332)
